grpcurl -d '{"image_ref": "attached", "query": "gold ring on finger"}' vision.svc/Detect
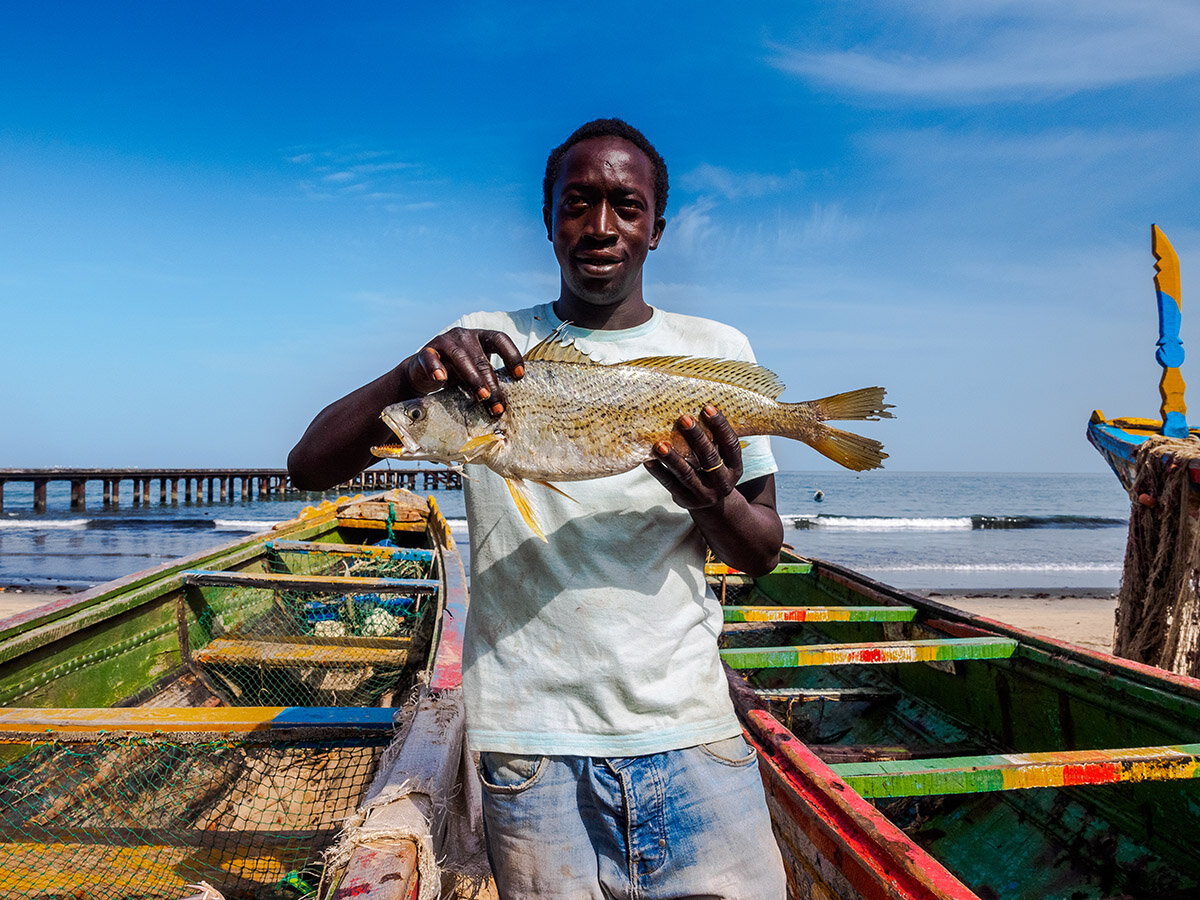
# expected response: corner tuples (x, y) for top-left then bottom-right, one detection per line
(702, 461), (725, 472)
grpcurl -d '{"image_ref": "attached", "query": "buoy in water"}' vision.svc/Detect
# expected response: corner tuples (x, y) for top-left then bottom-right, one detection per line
(813, 490), (824, 502)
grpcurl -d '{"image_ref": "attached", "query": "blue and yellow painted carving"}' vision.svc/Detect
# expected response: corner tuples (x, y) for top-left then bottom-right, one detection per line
(1154, 224), (1187, 438)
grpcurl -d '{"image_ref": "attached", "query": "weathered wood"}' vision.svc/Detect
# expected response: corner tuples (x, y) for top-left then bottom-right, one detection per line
(266, 540), (434, 564)
(720, 637), (1017, 669)
(183, 570), (440, 594)
(705, 561), (813, 576)
(832, 743), (1200, 798)
(193, 637), (410, 669)
(722, 605), (916, 623)
(0, 705), (397, 735)
(754, 687), (898, 702)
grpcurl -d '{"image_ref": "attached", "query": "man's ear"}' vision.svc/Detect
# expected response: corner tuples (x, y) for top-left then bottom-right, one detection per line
(649, 216), (666, 251)
(543, 205), (553, 241)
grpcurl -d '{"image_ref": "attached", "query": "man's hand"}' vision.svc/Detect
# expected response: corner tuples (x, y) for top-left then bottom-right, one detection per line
(403, 327), (526, 416)
(288, 327), (524, 490)
(644, 404), (782, 576)
(644, 405), (743, 509)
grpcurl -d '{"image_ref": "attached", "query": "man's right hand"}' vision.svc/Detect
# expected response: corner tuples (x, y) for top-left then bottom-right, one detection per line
(288, 327), (525, 490)
(403, 328), (526, 416)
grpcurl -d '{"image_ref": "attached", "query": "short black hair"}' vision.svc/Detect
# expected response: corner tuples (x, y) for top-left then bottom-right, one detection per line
(543, 118), (669, 220)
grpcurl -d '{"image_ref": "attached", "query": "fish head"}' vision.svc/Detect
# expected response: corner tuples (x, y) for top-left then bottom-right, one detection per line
(375, 390), (495, 463)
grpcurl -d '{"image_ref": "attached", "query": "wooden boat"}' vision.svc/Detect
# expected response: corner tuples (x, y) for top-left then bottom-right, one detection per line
(713, 553), (1200, 900)
(0, 489), (471, 898)
(716, 225), (1199, 899)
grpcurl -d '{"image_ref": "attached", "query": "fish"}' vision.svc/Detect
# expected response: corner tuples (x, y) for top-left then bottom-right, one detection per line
(372, 334), (893, 539)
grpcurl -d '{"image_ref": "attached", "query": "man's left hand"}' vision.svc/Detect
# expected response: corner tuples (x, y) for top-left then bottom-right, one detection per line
(644, 405), (743, 510)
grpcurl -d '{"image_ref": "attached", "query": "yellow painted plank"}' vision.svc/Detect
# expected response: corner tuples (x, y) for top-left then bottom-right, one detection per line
(194, 638), (409, 668)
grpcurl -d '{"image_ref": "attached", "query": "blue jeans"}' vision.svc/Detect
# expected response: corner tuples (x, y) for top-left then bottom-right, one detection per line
(477, 736), (786, 899)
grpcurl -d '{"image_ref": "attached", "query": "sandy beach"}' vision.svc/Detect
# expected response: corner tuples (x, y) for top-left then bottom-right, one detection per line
(919, 588), (1117, 653)
(0, 588), (75, 620)
(1, 585), (1119, 653)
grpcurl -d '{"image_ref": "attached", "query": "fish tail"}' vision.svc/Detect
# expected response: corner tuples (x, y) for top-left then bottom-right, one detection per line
(806, 425), (889, 471)
(811, 386), (894, 421)
(776, 387), (893, 471)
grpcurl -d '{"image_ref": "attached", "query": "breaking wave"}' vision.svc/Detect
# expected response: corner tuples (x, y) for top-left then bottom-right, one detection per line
(789, 514), (1126, 532)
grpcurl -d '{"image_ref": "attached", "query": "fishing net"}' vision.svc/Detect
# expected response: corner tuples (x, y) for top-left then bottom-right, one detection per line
(1115, 435), (1200, 677)
(0, 732), (389, 899)
(178, 542), (440, 709)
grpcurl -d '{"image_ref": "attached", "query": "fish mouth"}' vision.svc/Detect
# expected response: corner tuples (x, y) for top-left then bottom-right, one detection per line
(377, 409), (424, 457)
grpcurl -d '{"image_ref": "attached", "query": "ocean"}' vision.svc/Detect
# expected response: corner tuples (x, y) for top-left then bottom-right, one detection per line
(0, 471), (1130, 592)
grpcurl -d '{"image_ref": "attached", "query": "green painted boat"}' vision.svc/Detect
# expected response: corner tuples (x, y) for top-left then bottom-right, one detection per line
(0, 490), (471, 899)
(714, 553), (1200, 900)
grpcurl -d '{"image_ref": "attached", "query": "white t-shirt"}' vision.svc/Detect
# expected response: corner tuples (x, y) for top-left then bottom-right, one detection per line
(451, 302), (778, 755)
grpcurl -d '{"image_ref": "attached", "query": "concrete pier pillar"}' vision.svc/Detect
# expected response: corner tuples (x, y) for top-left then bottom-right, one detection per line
(34, 479), (48, 512)
(241, 476), (249, 501)
(207, 478), (214, 502)
(111, 479), (120, 506)
(70, 479), (86, 510)
(220, 478), (228, 501)
(103, 480), (111, 504)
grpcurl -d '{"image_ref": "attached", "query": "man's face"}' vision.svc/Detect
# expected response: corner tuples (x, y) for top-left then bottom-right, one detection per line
(544, 136), (665, 309)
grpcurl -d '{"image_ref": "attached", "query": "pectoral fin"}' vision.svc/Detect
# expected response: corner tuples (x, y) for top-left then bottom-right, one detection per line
(505, 477), (548, 542)
(458, 432), (506, 462)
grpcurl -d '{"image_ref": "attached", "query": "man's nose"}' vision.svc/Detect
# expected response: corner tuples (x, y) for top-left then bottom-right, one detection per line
(584, 201), (617, 239)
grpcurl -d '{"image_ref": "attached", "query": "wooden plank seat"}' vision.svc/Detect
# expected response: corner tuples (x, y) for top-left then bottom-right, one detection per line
(265, 540), (434, 564)
(720, 637), (1017, 669)
(0, 705), (398, 735)
(754, 687), (899, 702)
(705, 561), (813, 576)
(183, 570), (439, 594)
(723, 605), (917, 623)
(830, 743), (1200, 798)
(193, 636), (410, 669)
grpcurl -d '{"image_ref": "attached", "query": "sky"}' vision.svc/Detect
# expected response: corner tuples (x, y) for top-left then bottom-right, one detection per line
(2, 1), (1199, 474)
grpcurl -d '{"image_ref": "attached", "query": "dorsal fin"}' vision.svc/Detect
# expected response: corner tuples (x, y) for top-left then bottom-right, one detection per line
(522, 334), (785, 400)
(618, 356), (786, 399)
(524, 333), (599, 365)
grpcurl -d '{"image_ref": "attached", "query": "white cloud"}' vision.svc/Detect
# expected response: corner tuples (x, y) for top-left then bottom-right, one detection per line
(680, 163), (806, 200)
(769, 0), (1200, 101)
(286, 147), (428, 205)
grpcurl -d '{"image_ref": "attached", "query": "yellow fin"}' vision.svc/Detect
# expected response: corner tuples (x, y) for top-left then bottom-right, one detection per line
(811, 387), (894, 421)
(809, 425), (888, 471)
(504, 477), (548, 542)
(535, 480), (578, 503)
(457, 432), (505, 462)
(619, 356), (785, 399)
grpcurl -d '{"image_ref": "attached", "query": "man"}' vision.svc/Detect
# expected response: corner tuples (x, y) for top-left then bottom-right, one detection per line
(289, 118), (787, 898)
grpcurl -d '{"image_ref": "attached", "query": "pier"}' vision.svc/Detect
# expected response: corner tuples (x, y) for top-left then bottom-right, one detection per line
(0, 467), (462, 512)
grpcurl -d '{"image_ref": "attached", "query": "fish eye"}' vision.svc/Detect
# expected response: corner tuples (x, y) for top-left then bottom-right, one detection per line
(409, 407), (425, 422)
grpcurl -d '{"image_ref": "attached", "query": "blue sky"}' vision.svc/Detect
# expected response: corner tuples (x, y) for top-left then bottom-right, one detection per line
(2, 2), (1198, 473)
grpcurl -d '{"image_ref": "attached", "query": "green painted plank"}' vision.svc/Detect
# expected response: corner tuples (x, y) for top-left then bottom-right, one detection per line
(266, 540), (434, 563)
(722, 605), (916, 623)
(831, 743), (1200, 798)
(705, 561), (812, 576)
(720, 637), (1017, 669)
